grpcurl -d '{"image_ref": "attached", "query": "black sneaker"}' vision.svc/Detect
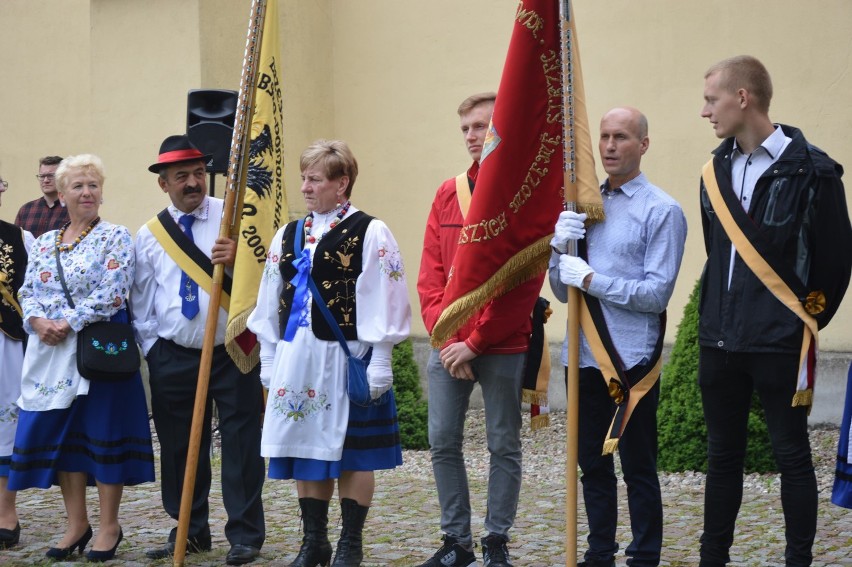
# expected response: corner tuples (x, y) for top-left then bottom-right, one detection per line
(577, 559), (615, 567)
(481, 534), (513, 567)
(416, 534), (477, 567)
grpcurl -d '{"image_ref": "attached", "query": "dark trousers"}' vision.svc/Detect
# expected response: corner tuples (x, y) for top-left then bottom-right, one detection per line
(573, 366), (662, 567)
(147, 338), (266, 548)
(698, 347), (816, 567)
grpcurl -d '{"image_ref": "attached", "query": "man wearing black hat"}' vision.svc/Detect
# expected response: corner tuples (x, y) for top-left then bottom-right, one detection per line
(131, 135), (265, 565)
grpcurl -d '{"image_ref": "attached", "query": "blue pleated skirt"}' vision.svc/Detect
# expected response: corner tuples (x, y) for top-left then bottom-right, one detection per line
(8, 370), (155, 489)
(832, 362), (852, 508)
(269, 390), (403, 481)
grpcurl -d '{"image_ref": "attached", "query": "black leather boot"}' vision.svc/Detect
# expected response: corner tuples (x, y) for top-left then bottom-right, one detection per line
(331, 498), (369, 567)
(289, 498), (333, 567)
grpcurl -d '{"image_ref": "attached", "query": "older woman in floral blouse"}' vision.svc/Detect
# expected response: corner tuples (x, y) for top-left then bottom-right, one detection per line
(8, 154), (153, 562)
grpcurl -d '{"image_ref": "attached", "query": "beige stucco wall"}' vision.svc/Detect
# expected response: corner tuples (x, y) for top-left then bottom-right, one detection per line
(0, 0), (93, 183)
(1, 0), (850, 349)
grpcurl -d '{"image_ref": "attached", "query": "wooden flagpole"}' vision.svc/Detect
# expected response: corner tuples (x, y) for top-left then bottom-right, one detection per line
(560, 1), (579, 565)
(172, 1), (268, 564)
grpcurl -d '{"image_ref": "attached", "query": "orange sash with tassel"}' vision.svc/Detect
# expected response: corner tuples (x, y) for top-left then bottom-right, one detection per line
(579, 291), (664, 455)
(702, 159), (821, 408)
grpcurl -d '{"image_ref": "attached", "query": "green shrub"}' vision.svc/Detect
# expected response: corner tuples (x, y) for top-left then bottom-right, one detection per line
(392, 339), (429, 450)
(657, 280), (706, 472)
(658, 279), (776, 473)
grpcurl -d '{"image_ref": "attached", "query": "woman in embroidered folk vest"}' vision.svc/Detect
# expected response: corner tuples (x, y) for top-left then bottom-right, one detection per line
(248, 140), (411, 567)
(0, 175), (34, 550)
(7, 155), (154, 562)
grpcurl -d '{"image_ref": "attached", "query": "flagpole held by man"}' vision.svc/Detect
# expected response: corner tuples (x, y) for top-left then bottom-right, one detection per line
(556, 1), (603, 564)
(138, 2), (279, 565)
(551, 107), (687, 566)
(132, 133), (266, 566)
(132, 5), (273, 558)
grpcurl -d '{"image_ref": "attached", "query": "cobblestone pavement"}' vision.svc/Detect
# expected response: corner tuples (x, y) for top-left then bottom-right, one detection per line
(3, 410), (852, 566)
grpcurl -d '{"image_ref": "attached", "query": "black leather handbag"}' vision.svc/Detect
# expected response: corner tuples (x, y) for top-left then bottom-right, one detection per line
(55, 246), (140, 382)
(75, 320), (140, 382)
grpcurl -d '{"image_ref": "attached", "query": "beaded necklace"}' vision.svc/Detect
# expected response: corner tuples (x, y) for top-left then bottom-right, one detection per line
(304, 201), (350, 244)
(56, 216), (101, 252)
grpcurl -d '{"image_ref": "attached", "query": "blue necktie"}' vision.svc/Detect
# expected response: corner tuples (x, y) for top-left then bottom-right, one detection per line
(178, 214), (200, 319)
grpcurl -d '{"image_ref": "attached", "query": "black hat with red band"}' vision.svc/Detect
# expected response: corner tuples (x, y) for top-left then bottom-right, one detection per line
(148, 134), (213, 173)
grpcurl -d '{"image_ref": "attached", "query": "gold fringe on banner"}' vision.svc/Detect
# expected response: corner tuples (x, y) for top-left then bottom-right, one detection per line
(579, 202), (605, 224)
(523, 389), (549, 406)
(430, 235), (551, 348)
(224, 310), (260, 373)
(531, 413), (551, 431)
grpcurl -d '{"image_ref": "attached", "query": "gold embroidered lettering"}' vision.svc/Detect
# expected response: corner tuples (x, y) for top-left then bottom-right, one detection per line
(515, 1), (544, 39)
(458, 212), (508, 245)
(509, 133), (561, 213)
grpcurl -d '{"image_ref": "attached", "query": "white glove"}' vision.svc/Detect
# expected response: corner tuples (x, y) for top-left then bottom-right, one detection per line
(550, 211), (587, 253)
(558, 254), (594, 289)
(366, 342), (394, 399)
(258, 340), (276, 389)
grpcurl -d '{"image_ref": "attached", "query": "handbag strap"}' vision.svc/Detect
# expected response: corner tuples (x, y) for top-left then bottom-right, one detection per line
(308, 277), (353, 357)
(53, 240), (134, 322)
(54, 245), (76, 309)
(294, 218), (353, 357)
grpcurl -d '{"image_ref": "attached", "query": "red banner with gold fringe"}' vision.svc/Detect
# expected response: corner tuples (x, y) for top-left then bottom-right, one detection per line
(431, 0), (573, 347)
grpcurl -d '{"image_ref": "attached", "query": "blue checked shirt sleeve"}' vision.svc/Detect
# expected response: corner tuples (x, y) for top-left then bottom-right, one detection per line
(586, 202), (687, 313)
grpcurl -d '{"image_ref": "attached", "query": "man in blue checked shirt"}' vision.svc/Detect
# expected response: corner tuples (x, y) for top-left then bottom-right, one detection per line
(549, 106), (687, 567)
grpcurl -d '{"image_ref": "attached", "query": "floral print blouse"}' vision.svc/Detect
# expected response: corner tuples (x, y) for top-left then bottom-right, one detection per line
(19, 220), (135, 332)
(16, 221), (135, 411)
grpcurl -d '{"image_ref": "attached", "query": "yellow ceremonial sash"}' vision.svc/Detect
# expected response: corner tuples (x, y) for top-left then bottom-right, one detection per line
(455, 172), (471, 218)
(702, 158), (818, 407)
(146, 215), (232, 312)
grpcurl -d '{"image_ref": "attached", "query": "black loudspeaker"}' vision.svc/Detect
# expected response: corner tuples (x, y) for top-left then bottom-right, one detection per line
(186, 89), (238, 174)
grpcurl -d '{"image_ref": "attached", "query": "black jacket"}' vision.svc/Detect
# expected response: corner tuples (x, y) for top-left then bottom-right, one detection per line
(698, 124), (852, 353)
(0, 220), (27, 341)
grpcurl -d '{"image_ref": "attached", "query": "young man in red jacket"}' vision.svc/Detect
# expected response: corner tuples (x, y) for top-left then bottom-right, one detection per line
(416, 92), (543, 567)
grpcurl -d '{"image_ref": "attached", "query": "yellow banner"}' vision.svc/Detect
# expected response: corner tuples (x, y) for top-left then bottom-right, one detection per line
(226, 0), (288, 372)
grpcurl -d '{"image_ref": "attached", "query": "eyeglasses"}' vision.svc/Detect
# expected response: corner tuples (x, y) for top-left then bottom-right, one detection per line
(36, 174), (55, 181)
(0, 180), (7, 188)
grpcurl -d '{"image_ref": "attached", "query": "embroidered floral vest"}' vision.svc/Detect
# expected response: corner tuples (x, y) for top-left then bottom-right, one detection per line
(0, 221), (27, 341)
(278, 211), (374, 341)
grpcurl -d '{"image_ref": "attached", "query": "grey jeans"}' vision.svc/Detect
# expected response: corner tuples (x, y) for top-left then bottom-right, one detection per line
(427, 349), (525, 545)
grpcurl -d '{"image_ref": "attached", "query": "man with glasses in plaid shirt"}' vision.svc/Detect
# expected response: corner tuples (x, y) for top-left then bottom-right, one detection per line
(14, 155), (68, 237)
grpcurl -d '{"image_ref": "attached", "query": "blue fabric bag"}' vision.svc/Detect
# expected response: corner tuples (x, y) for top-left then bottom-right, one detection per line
(291, 218), (388, 407)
